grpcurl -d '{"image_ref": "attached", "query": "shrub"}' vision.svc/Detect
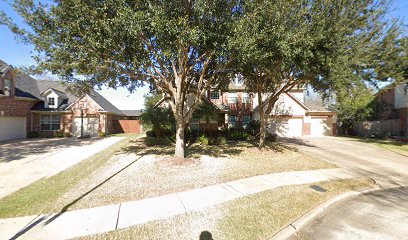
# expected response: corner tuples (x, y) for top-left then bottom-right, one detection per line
(228, 130), (250, 141)
(209, 136), (227, 145)
(28, 131), (39, 138)
(54, 130), (64, 138)
(266, 133), (277, 142)
(144, 136), (171, 146)
(98, 131), (106, 138)
(64, 132), (72, 138)
(198, 135), (209, 145)
(146, 130), (156, 138)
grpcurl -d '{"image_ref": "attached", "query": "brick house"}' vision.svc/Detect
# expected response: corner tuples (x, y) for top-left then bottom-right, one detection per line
(374, 83), (408, 136)
(156, 77), (337, 137)
(0, 59), (140, 141)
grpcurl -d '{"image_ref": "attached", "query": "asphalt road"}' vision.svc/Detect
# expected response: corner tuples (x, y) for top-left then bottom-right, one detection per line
(290, 137), (408, 240)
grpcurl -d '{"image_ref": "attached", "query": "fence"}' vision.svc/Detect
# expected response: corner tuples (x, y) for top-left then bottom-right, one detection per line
(113, 120), (142, 134)
(353, 119), (401, 137)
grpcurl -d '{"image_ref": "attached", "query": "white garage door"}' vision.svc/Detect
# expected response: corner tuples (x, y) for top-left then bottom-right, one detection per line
(0, 116), (26, 141)
(311, 117), (332, 136)
(72, 117), (99, 137)
(270, 118), (303, 137)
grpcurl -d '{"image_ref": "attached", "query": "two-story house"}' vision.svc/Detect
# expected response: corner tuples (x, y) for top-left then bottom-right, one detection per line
(189, 77), (337, 137)
(374, 82), (408, 136)
(0, 59), (141, 141)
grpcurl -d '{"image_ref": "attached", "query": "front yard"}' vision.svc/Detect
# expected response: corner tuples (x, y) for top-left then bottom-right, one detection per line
(0, 134), (374, 239)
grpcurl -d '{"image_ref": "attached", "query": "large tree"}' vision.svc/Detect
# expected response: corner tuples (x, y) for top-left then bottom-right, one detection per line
(232, 0), (405, 147)
(2, 0), (237, 158)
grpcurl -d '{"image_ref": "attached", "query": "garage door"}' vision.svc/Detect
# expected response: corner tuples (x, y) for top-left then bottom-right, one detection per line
(72, 117), (99, 137)
(0, 116), (26, 141)
(311, 117), (332, 136)
(270, 118), (303, 137)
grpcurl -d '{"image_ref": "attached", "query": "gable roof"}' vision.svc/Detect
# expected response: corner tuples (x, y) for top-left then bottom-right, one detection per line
(121, 110), (143, 116)
(0, 60), (10, 74)
(87, 91), (123, 115)
(14, 75), (42, 100)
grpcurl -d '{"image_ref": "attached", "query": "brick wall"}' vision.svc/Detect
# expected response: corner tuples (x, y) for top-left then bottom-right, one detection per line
(0, 97), (38, 135)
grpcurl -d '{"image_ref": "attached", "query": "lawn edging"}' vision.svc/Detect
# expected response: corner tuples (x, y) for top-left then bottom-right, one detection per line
(269, 181), (407, 240)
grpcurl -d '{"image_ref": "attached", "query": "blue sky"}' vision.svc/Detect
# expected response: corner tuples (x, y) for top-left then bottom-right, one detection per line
(0, 0), (407, 109)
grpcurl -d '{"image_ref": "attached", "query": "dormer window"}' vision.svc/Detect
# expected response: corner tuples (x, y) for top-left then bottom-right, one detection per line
(233, 74), (244, 86)
(4, 79), (11, 96)
(48, 97), (55, 107)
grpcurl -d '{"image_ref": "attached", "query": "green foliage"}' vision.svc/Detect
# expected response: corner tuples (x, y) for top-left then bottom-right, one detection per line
(144, 137), (171, 146)
(332, 85), (375, 135)
(198, 135), (209, 145)
(28, 131), (39, 138)
(98, 131), (106, 138)
(54, 130), (64, 138)
(140, 93), (176, 137)
(228, 130), (250, 141)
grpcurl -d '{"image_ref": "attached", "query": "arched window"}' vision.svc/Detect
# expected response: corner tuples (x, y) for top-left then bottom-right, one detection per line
(4, 79), (12, 96)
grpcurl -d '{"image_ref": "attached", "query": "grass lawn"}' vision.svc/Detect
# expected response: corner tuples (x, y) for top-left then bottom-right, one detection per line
(77, 177), (374, 240)
(339, 136), (408, 157)
(0, 137), (336, 218)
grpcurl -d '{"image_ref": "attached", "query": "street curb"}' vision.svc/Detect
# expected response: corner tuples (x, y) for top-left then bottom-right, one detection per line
(269, 183), (407, 240)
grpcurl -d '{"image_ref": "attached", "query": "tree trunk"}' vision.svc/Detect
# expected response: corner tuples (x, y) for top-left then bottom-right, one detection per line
(259, 111), (267, 148)
(175, 120), (185, 158)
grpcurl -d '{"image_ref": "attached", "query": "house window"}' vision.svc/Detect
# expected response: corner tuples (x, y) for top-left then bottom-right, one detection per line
(242, 115), (251, 125)
(233, 74), (244, 86)
(242, 93), (250, 103)
(228, 93), (238, 103)
(190, 117), (199, 131)
(4, 79), (11, 96)
(228, 115), (237, 128)
(210, 91), (220, 100)
(40, 114), (61, 131)
(48, 97), (55, 107)
(404, 83), (408, 95)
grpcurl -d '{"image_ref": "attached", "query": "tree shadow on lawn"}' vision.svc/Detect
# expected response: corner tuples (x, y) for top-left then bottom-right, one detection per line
(121, 137), (303, 158)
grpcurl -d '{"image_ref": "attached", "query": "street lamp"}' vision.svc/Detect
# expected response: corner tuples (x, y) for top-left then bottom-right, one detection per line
(80, 102), (88, 138)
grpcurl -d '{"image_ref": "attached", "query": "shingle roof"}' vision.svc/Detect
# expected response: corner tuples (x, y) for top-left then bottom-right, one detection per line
(88, 90), (124, 115)
(121, 110), (143, 116)
(304, 98), (331, 112)
(0, 60), (10, 74)
(14, 75), (42, 100)
(33, 80), (79, 110)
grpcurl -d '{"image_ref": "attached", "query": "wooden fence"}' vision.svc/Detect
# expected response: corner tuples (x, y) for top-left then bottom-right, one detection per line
(113, 120), (142, 134)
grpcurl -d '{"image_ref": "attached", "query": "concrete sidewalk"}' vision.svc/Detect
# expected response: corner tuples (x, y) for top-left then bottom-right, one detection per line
(0, 137), (125, 198)
(0, 168), (357, 240)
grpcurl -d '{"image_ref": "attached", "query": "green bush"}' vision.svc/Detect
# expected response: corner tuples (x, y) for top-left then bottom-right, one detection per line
(144, 136), (171, 146)
(28, 131), (39, 138)
(228, 130), (250, 141)
(146, 130), (156, 137)
(209, 136), (227, 145)
(98, 131), (106, 138)
(64, 132), (72, 138)
(198, 135), (209, 145)
(54, 130), (64, 138)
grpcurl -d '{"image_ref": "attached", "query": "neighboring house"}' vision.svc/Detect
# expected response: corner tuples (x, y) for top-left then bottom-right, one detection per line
(373, 82), (408, 136)
(156, 77), (337, 137)
(0, 60), (142, 141)
(114, 110), (143, 134)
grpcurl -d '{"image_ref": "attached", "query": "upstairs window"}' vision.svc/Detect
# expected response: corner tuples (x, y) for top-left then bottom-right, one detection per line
(210, 91), (220, 100)
(4, 79), (11, 96)
(233, 74), (244, 86)
(404, 83), (408, 95)
(242, 93), (250, 103)
(228, 93), (238, 103)
(48, 97), (55, 107)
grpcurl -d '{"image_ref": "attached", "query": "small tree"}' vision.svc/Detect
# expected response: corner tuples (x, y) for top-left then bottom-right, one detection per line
(232, 0), (405, 147)
(2, 0), (237, 158)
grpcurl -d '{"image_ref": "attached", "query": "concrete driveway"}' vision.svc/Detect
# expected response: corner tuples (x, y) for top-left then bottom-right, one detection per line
(288, 136), (408, 240)
(0, 137), (125, 198)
